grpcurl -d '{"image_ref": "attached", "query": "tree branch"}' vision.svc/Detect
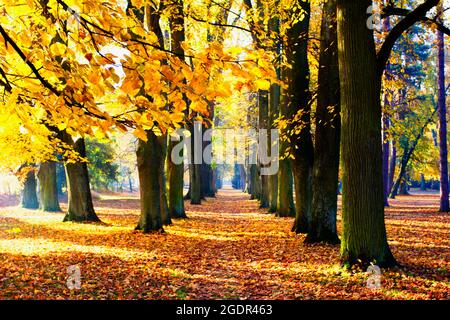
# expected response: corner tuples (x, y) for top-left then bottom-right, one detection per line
(0, 25), (60, 96)
(377, 0), (439, 77)
(382, 6), (450, 36)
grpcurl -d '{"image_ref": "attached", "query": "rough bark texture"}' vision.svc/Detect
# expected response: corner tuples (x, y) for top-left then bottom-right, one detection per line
(135, 131), (164, 232)
(382, 102), (391, 207)
(189, 122), (202, 205)
(268, 12), (281, 213)
(62, 136), (100, 222)
(21, 168), (39, 209)
(168, 0), (187, 219)
(306, 0), (340, 244)
(268, 82), (279, 213)
(37, 161), (61, 212)
(287, 0), (314, 234)
(159, 135), (171, 226)
(382, 15), (392, 207)
(168, 139), (186, 218)
(337, 0), (395, 267)
(276, 159), (295, 217)
(437, 2), (449, 212)
(259, 90), (270, 209)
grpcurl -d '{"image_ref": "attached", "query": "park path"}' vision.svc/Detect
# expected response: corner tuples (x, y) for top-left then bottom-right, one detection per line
(0, 189), (448, 299)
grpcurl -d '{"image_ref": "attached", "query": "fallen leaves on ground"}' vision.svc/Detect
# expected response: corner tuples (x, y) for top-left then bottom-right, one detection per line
(0, 190), (448, 300)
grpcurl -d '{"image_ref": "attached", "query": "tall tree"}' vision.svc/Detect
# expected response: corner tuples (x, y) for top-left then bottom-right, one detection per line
(436, 1), (448, 212)
(336, 0), (442, 267)
(288, 0), (314, 234)
(259, 90), (270, 208)
(60, 134), (100, 222)
(135, 130), (165, 232)
(268, 12), (281, 213)
(132, 3), (172, 231)
(337, 0), (394, 267)
(168, 0), (187, 218)
(306, 0), (340, 244)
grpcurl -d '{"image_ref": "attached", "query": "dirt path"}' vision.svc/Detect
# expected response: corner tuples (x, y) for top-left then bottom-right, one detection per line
(0, 189), (448, 299)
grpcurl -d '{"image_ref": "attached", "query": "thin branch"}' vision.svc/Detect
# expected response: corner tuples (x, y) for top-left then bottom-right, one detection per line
(188, 14), (252, 33)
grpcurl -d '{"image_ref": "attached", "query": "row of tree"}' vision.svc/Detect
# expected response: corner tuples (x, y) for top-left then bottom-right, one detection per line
(1, 0), (448, 268)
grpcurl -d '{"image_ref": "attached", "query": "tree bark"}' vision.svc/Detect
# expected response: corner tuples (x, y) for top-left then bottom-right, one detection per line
(287, 0), (313, 234)
(168, 138), (186, 218)
(382, 106), (391, 207)
(337, 0), (395, 267)
(268, 14), (281, 213)
(259, 90), (270, 209)
(388, 141), (397, 193)
(135, 130), (164, 232)
(276, 159), (295, 217)
(159, 135), (171, 226)
(306, 0), (340, 244)
(189, 122), (202, 205)
(37, 161), (61, 212)
(437, 2), (449, 212)
(62, 135), (100, 222)
(21, 168), (39, 209)
(168, 0), (187, 218)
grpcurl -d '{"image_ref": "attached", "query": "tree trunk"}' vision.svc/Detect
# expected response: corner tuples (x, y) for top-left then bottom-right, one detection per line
(382, 106), (390, 207)
(135, 130), (164, 232)
(268, 13), (281, 213)
(276, 159), (295, 217)
(189, 122), (202, 205)
(21, 168), (39, 209)
(388, 140), (396, 195)
(168, 138), (186, 218)
(249, 164), (261, 200)
(337, 0), (395, 268)
(258, 90), (270, 209)
(159, 135), (171, 226)
(37, 161), (61, 212)
(63, 136), (100, 222)
(287, 0), (313, 234)
(437, 2), (449, 212)
(306, 0), (340, 244)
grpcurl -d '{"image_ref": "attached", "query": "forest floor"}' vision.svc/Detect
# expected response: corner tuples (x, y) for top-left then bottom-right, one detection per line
(0, 189), (448, 300)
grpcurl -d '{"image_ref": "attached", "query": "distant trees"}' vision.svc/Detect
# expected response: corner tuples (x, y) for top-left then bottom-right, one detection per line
(85, 138), (119, 192)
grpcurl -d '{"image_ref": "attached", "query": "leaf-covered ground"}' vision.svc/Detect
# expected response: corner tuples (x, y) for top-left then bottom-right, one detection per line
(0, 189), (448, 300)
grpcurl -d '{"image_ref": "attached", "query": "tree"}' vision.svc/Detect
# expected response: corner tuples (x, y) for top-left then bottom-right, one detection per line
(336, 0), (445, 267)
(306, 0), (340, 244)
(436, 1), (448, 212)
(37, 161), (61, 212)
(60, 133), (100, 222)
(166, 0), (195, 218)
(337, 0), (395, 267)
(287, 0), (314, 234)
